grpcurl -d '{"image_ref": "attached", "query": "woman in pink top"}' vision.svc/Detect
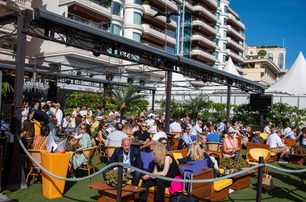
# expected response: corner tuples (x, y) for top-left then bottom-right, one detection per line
(222, 128), (239, 158)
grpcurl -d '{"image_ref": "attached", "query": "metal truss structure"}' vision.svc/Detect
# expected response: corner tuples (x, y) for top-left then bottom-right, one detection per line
(0, 8), (265, 94)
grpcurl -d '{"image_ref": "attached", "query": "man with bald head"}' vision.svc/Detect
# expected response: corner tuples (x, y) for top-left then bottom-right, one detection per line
(109, 138), (143, 186)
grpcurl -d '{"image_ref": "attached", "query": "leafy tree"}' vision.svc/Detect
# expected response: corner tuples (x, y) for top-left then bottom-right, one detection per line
(112, 85), (146, 118)
(64, 91), (106, 115)
(232, 104), (259, 126)
(257, 50), (267, 58)
(185, 94), (211, 122)
(157, 99), (186, 119)
(266, 103), (306, 128)
(125, 99), (149, 117)
(210, 103), (227, 122)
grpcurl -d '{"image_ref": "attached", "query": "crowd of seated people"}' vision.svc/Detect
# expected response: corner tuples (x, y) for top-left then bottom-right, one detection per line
(17, 99), (306, 201)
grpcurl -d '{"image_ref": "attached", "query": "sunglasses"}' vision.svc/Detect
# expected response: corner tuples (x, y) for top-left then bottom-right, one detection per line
(141, 125), (147, 128)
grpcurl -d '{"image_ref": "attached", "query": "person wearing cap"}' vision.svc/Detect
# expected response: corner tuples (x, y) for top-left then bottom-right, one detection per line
(222, 128), (239, 158)
(266, 129), (288, 162)
(264, 122), (272, 135)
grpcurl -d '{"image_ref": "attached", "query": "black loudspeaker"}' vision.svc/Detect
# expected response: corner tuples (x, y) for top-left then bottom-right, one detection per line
(250, 94), (272, 112)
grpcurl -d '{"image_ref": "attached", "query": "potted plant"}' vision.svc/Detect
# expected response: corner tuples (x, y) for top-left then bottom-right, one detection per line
(220, 157), (247, 174)
(105, 169), (133, 188)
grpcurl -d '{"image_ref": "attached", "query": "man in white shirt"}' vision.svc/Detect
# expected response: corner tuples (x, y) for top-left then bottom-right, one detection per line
(190, 120), (203, 136)
(106, 122), (128, 147)
(109, 108), (120, 119)
(55, 103), (63, 127)
(266, 129), (288, 162)
(169, 119), (182, 133)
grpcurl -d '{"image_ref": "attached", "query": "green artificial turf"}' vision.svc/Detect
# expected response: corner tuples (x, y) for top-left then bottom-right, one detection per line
(3, 156), (306, 202)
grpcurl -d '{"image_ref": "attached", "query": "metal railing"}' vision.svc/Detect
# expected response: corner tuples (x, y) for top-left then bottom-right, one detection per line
(11, 133), (306, 202)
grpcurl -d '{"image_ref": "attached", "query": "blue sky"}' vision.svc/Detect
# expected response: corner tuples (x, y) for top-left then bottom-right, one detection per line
(230, 0), (306, 69)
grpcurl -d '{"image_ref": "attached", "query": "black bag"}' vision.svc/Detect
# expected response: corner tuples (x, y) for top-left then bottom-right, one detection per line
(170, 170), (199, 202)
(170, 192), (199, 202)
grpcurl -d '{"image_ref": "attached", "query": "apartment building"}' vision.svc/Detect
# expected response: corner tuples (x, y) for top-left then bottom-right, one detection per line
(0, 0), (246, 92)
(245, 45), (286, 69)
(241, 45), (286, 86)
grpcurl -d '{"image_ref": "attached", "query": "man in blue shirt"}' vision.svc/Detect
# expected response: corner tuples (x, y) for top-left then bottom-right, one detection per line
(206, 124), (221, 143)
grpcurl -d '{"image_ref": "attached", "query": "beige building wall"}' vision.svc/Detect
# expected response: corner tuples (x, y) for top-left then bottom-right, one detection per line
(246, 46), (286, 69)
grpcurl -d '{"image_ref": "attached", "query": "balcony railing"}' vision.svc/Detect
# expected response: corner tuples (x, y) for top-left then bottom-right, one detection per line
(226, 49), (244, 62)
(228, 13), (245, 30)
(142, 24), (176, 45)
(4, 0), (32, 9)
(227, 37), (244, 51)
(143, 5), (176, 28)
(190, 48), (216, 62)
(191, 32), (217, 48)
(193, 5), (216, 22)
(227, 25), (245, 40)
(192, 18), (217, 35)
(59, 0), (112, 18)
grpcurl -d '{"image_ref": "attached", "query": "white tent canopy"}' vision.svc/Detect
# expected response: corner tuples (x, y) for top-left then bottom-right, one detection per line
(200, 58), (241, 93)
(266, 52), (306, 95)
(223, 57), (240, 76)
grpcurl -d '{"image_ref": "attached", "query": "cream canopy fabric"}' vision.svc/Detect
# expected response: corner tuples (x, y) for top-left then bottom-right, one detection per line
(266, 52), (306, 95)
(223, 57), (240, 76)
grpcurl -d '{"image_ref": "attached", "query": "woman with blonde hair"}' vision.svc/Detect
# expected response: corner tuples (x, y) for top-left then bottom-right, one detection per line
(139, 143), (181, 202)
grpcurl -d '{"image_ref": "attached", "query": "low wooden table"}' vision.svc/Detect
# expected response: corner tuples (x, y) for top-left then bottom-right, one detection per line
(89, 181), (145, 202)
(230, 171), (255, 190)
(288, 154), (306, 165)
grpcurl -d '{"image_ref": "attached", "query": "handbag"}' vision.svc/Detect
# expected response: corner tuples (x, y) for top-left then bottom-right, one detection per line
(169, 176), (184, 194)
(262, 174), (274, 190)
(170, 170), (199, 202)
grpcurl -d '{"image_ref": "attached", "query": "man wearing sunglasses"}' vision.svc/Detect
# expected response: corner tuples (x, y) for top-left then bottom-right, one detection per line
(134, 122), (151, 142)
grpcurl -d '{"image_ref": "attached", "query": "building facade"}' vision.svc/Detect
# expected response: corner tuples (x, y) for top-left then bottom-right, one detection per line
(0, 0), (247, 104)
(245, 45), (286, 69)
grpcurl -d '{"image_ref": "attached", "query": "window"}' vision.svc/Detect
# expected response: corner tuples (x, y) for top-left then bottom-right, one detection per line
(134, 0), (142, 5)
(223, 42), (226, 50)
(133, 12), (142, 25)
(111, 2), (122, 16)
(165, 29), (176, 38)
(215, 13), (220, 20)
(110, 24), (122, 35)
(223, 30), (227, 38)
(267, 53), (273, 61)
(132, 32), (141, 42)
(278, 53), (284, 68)
(214, 52), (218, 60)
(224, 6), (228, 13)
(164, 46), (175, 54)
(223, 18), (227, 25)
(223, 55), (227, 63)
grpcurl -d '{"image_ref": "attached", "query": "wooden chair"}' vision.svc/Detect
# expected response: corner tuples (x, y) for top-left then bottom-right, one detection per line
(171, 138), (180, 150)
(206, 142), (223, 160)
(26, 149), (42, 184)
(284, 139), (297, 149)
(168, 148), (189, 161)
(191, 168), (232, 201)
(78, 146), (97, 176)
(105, 145), (119, 160)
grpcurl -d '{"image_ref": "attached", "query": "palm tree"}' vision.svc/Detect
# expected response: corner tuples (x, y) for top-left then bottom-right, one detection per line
(2, 82), (14, 98)
(112, 85), (146, 118)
